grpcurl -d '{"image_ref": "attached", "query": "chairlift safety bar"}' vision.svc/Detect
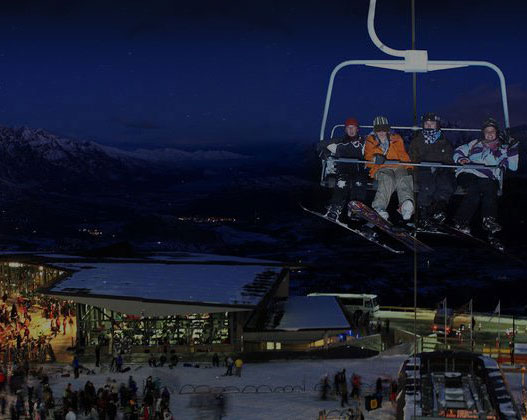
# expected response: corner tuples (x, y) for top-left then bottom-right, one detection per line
(329, 157), (499, 170)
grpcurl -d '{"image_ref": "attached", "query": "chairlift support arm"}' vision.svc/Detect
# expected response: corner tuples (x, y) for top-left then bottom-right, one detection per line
(320, 0), (511, 140)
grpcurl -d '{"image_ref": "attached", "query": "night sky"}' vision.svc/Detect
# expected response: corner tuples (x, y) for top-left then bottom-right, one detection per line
(1, 0), (526, 149)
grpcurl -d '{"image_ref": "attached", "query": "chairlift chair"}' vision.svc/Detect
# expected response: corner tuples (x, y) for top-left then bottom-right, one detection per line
(319, 0), (510, 195)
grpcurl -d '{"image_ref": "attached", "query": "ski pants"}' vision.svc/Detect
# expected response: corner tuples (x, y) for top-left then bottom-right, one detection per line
(454, 173), (499, 223)
(371, 167), (414, 211)
(329, 171), (368, 208)
(414, 167), (455, 210)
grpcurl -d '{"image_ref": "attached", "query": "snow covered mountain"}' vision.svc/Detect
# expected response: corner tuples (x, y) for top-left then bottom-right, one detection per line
(0, 125), (247, 189)
(102, 145), (246, 163)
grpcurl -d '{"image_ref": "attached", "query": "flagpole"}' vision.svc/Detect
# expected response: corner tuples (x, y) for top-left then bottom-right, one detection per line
(498, 300), (501, 359)
(470, 299), (473, 352)
(444, 298), (447, 349)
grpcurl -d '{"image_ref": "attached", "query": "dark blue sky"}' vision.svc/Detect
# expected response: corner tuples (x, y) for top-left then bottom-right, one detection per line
(0, 0), (526, 149)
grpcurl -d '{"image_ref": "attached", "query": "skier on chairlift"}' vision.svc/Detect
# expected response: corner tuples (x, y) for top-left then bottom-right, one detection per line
(409, 112), (455, 229)
(317, 117), (368, 221)
(363, 116), (414, 222)
(452, 117), (519, 248)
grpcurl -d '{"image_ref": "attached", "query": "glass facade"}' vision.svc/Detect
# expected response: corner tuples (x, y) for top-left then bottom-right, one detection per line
(77, 304), (232, 352)
(0, 261), (64, 297)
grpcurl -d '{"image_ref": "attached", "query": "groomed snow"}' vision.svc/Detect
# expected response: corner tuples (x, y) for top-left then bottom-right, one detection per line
(49, 263), (282, 306)
(275, 296), (350, 331)
(41, 355), (406, 419)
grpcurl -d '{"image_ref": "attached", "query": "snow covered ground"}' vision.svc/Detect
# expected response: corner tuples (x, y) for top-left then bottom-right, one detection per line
(32, 354), (527, 419)
(41, 355), (407, 419)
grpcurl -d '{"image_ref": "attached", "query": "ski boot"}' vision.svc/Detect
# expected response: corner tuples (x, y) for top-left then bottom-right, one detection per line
(453, 220), (471, 235)
(482, 216), (502, 234)
(347, 211), (361, 222)
(325, 204), (343, 221)
(431, 210), (447, 224)
(430, 201), (448, 224)
(361, 225), (379, 240)
(417, 214), (434, 230)
(347, 203), (361, 222)
(373, 207), (389, 221)
(488, 235), (505, 252)
(399, 200), (414, 221)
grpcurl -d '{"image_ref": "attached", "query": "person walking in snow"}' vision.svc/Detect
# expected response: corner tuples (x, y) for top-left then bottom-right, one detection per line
(72, 356), (80, 379)
(350, 373), (361, 399)
(333, 371), (341, 396)
(339, 370), (349, 407)
(212, 353), (219, 368)
(317, 117), (368, 221)
(224, 357), (233, 376)
(234, 357), (243, 377)
(320, 375), (330, 400)
(115, 354), (123, 373)
(409, 112), (455, 228)
(452, 117), (518, 249)
(363, 116), (414, 222)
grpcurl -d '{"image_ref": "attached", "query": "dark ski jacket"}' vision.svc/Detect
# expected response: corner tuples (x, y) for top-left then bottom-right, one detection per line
(317, 135), (364, 160)
(317, 135), (367, 176)
(409, 131), (454, 165)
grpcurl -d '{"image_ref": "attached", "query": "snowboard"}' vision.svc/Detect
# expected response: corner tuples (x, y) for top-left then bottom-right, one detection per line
(300, 204), (404, 254)
(348, 201), (433, 253)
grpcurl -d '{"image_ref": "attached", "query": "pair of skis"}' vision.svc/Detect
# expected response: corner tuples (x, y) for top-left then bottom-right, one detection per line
(303, 201), (519, 260)
(301, 200), (432, 255)
(423, 221), (507, 256)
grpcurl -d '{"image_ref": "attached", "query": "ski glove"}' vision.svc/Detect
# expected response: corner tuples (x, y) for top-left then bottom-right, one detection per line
(506, 137), (519, 148)
(373, 154), (386, 164)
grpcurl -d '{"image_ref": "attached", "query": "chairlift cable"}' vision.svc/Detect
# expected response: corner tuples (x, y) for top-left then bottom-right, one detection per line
(411, 0), (417, 126)
(411, 1), (418, 415)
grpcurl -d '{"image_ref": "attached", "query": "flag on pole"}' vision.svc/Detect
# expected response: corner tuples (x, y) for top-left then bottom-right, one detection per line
(494, 301), (501, 314)
(489, 300), (501, 321)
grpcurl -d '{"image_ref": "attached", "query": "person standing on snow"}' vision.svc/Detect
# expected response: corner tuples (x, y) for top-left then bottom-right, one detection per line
(234, 357), (243, 377)
(363, 116), (414, 222)
(339, 369), (349, 407)
(225, 357), (234, 376)
(317, 117), (368, 221)
(409, 112), (455, 228)
(452, 118), (518, 249)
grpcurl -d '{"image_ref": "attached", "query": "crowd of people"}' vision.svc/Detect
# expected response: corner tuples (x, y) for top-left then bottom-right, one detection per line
(0, 293), (75, 366)
(0, 372), (176, 420)
(320, 369), (398, 411)
(318, 113), (519, 250)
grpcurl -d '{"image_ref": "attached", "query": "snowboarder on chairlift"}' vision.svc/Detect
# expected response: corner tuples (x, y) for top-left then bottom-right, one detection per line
(363, 116), (414, 222)
(452, 117), (518, 248)
(317, 117), (368, 221)
(409, 112), (455, 228)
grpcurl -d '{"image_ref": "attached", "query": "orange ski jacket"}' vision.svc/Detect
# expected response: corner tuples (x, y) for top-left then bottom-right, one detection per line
(364, 133), (413, 178)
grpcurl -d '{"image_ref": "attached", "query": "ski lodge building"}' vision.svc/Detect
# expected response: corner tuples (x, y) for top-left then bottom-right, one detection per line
(0, 253), (355, 355)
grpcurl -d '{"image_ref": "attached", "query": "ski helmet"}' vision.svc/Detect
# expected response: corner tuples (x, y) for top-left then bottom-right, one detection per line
(344, 117), (359, 128)
(373, 115), (390, 132)
(421, 112), (440, 127)
(482, 117), (499, 132)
